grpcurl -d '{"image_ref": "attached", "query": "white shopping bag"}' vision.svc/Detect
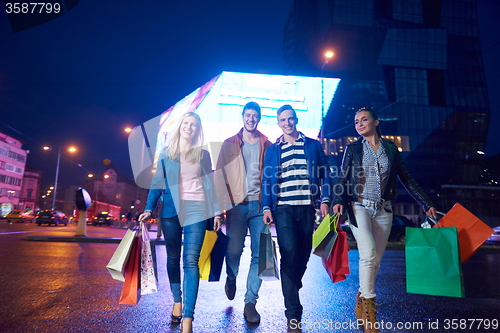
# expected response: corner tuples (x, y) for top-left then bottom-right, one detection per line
(140, 222), (158, 295)
(106, 229), (136, 281)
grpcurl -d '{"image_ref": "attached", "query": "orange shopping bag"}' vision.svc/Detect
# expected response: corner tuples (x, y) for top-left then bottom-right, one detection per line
(433, 203), (494, 263)
(119, 232), (142, 304)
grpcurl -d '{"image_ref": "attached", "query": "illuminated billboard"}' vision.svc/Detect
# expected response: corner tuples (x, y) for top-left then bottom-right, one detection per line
(129, 71), (340, 188)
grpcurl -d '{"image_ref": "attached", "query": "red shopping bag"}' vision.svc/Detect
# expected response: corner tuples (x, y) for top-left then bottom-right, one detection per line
(434, 203), (494, 262)
(322, 230), (350, 283)
(119, 232), (142, 304)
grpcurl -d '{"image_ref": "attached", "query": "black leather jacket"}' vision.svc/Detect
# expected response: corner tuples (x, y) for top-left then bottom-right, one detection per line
(333, 138), (433, 224)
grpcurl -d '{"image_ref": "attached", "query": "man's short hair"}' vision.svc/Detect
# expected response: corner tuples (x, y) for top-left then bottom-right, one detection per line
(242, 101), (261, 119)
(277, 104), (297, 119)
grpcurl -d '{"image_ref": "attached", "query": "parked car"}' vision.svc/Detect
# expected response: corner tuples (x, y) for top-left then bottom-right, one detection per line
(36, 210), (68, 226)
(342, 214), (417, 243)
(6, 210), (35, 223)
(486, 227), (500, 244)
(92, 213), (114, 226)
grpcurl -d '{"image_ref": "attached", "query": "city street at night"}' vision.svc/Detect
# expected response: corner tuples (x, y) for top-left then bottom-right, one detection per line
(1, 220), (499, 332)
(2, 1), (500, 332)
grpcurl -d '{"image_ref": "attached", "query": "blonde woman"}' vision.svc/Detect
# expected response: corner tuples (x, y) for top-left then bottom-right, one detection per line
(139, 112), (220, 333)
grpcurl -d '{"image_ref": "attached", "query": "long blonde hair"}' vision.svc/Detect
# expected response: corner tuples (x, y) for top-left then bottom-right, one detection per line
(166, 112), (204, 163)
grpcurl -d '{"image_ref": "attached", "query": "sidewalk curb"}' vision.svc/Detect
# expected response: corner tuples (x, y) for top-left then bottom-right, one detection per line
(24, 235), (166, 244)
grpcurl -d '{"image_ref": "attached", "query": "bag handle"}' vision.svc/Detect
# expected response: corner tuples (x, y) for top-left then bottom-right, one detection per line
(421, 211), (446, 228)
(330, 213), (341, 230)
(264, 224), (271, 234)
(140, 221), (150, 241)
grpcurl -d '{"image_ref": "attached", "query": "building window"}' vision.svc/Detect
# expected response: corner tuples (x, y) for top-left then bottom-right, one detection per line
(422, 0), (441, 26)
(393, 0), (422, 24)
(395, 67), (429, 105)
(28, 180), (34, 188)
(428, 69), (445, 106)
(0, 174), (22, 186)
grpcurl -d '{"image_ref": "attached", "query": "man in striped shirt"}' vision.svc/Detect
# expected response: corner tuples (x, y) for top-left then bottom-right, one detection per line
(261, 105), (332, 332)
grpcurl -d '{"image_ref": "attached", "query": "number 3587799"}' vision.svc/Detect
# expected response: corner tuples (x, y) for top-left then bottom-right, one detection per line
(5, 2), (61, 14)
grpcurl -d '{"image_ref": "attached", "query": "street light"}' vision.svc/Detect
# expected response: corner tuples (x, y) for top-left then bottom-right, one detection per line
(322, 50), (335, 70)
(44, 146), (77, 211)
(320, 50), (336, 142)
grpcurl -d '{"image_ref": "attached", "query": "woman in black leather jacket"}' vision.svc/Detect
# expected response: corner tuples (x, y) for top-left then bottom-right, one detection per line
(332, 107), (436, 333)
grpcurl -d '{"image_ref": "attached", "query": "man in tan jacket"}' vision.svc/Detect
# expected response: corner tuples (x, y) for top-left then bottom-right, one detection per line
(215, 101), (271, 323)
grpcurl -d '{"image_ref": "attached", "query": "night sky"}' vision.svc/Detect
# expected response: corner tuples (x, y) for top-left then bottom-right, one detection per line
(1, 0), (499, 190)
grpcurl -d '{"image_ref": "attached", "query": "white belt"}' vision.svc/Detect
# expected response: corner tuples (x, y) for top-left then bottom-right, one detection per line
(358, 198), (386, 209)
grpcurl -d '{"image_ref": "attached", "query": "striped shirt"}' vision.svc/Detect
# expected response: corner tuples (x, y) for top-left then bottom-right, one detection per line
(277, 133), (312, 206)
(361, 138), (389, 202)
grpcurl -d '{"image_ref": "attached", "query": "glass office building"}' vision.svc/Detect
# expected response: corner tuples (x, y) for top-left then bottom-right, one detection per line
(284, 0), (497, 224)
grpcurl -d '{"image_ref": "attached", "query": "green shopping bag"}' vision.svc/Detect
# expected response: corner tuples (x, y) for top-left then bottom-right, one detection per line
(312, 213), (339, 248)
(312, 213), (339, 260)
(405, 226), (464, 298)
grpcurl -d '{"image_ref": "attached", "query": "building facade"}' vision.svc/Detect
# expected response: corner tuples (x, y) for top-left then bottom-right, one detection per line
(18, 165), (42, 214)
(284, 0), (497, 225)
(82, 164), (148, 219)
(0, 131), (27, 216)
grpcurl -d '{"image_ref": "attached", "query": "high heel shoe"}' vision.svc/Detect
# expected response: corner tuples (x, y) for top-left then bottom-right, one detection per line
(171, 312), (182, 323)
(171, 302), (182, 323)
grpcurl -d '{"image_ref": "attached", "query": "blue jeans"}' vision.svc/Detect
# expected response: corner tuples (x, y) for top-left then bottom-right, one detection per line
(161, 200), (207, 319)
(273, 205), (315, 321)
(225, 200), (265, 304)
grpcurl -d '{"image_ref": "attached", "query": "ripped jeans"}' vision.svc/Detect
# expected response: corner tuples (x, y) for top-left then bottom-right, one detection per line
(350, 199), (393, 299)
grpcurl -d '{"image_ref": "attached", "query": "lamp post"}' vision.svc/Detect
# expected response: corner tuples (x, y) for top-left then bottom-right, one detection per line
(320, 50), (335, 144)
(43, 145), (76, 211)
(52, 147), (61, 211)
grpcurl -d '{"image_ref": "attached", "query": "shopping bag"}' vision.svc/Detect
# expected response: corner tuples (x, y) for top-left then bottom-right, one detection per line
(433, 203), (494, 263)
(119, 232), (142, 304)
(199, 230), (218, 280)
(405, 226), (464, 298)
(312, 213), (339, 248)
(209, 230), (229, 282)
(106, 228), (136, 281)
(321, 230), (350, 283)
(258, 225), (279, 281)
(140, 222), (158, 295)
(313, 214), (340, 260)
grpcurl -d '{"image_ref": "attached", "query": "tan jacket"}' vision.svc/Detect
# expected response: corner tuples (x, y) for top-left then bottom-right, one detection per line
(214, 128), (271, 212)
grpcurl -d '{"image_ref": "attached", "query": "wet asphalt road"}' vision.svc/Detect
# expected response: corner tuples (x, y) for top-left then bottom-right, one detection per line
(0, 221), (499, 333)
